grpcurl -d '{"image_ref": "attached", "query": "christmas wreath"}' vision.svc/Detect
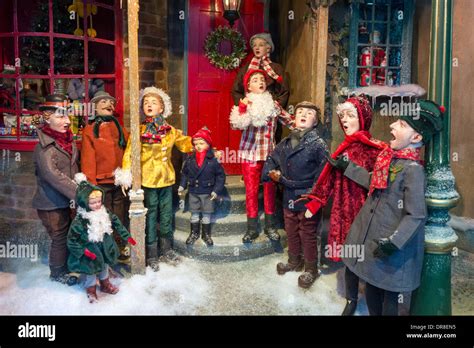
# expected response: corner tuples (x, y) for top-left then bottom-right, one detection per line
(204, 26), (247, 70)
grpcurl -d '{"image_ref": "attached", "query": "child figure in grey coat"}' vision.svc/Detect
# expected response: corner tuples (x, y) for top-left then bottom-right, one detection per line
(336, 99), (444, 315)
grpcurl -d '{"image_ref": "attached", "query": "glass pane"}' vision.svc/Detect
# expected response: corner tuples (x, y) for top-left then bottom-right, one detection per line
(0, 37), (16, 73)
(66, 78), (105, 101)
(360, 3), (373, 22)
(0, 78), (17, 110)
(390, 1), (404, 45)
(53, 38), (84, 74)
(0, 111), (18, 139)
(358, 68), (372, 87)
(387, 69), (400, 87)
(88, 42), (114, 74)
(371, 24), (387, 44)
(90, 6), (115, 41)
(18, 0), (49, 33)
(53, 0), (84, 36)
(20, 78), (50, 111)
(372, 46), (387, 85)
(19, 113), (39, 140)
(388, 47), (402, 67)
(358, 46), (373, 67)
(375, 2), (388, 21)
(20, 36), (50, 74)
(0, 1), (14, 33)
(358, 22), (371, 44)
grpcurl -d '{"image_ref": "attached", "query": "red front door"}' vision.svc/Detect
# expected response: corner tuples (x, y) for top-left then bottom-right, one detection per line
(187, 0), (264, 175)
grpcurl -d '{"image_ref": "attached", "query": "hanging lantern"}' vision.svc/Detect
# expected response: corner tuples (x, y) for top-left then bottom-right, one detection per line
(222, 0), (242, 27)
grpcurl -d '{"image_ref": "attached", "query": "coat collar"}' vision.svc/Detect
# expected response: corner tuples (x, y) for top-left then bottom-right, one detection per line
(286, 126), (320, 156)
(190, 149), (214, 177)
(37, 128), (77, 161)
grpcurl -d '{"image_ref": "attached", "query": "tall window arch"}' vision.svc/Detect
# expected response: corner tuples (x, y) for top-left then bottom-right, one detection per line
(0, 0), (123, 151)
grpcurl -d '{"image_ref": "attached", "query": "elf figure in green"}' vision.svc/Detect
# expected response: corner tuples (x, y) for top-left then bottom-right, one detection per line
(67, 173), (136, 303)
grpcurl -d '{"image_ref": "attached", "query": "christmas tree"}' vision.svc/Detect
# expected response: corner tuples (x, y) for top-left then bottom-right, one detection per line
(21, 0), (96, 75)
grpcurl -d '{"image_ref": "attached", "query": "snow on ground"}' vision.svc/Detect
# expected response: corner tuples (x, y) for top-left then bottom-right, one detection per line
(0, 253), (369, 315)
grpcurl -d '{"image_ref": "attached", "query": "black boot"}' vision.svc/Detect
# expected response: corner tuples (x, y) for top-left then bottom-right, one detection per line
(186, 222), (201, 245)
(49, 265), (78, 286)
(264, 214), (280, 241)
(341, 300), (358, 316)
(298, 261), (320, 289)
(201, 223), (214, 247)
(146, 244), (160, 272)
(242, 217), (259, 243)
(159, 237), (181, 265)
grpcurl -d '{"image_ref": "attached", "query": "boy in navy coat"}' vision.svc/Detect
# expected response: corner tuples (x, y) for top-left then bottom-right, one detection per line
(262, 101), (328, 289)
(178, 127), (226, 246)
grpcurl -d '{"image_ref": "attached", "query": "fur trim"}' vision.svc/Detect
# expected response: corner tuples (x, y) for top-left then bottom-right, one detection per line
(229, 105), (252, 130)
(114, 167), (132, 188)
(139, 86), (172, 119)
(77, 206), (113, 243)
(336, 102), (358, 117)
(246, 92), (278, 127)
(74, 172), (88, 185)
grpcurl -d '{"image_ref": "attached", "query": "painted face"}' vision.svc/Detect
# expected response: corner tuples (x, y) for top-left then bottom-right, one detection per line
(143, 95), (163, 117)
(247, 73), (266, 94)
(95, 98), (115, 116)
(251, 38), (271, 58)
(45, 110), (71, 133)
(294, 107), (318, 130)
(338, 108), (360, 136)
(389, 119), (422, 150)
(193, 138), (209, 152)
(88, 196), (102, 211)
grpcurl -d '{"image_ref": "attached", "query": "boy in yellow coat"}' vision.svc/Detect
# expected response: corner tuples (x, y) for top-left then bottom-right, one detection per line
(115, 87), (192, 271)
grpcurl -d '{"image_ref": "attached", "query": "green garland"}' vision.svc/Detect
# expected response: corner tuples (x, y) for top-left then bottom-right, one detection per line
(204, 26), (247, 71)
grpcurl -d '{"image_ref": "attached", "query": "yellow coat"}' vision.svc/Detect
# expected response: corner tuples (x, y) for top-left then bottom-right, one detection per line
(122, 124), (193, 188)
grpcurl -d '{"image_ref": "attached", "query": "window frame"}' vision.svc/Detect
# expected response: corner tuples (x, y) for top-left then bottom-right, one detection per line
(348, 0), (414, 89)
(0, 0), (123, 151)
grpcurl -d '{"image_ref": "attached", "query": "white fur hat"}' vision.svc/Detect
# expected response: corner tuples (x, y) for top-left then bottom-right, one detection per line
(139, 86), (172, 119)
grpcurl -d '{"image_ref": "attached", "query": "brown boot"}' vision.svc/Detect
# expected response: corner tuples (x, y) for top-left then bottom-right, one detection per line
(86, 286), (98, 303)
(298, 261), (320, 289)
(99, 278), (119, 294)
(276, 253), (304, 275)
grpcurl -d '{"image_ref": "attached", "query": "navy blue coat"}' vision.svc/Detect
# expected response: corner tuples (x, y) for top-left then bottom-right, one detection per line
(180, 149), (226, 195)
(262, 127), (328, 211)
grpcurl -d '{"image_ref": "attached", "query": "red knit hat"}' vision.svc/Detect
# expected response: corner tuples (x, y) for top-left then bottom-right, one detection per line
(243, 69), (267, 92)
(192, 127), (212, 147)
(336, 95), (373, 131)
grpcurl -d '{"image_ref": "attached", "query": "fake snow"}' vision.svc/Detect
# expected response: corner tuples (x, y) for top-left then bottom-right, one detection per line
(0, 253), (365, 315)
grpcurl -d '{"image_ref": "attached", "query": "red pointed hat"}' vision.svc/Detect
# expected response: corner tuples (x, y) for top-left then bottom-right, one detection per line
(192, 126), (212, 147)
(243, 69), (267, 92)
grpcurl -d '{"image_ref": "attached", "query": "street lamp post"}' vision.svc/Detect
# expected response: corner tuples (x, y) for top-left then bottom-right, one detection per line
(410, 0), (459, 315)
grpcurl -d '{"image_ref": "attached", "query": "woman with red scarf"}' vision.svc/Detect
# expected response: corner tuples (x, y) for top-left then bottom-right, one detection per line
(32, 94), (79, 285)
(302, 95), (387, 315)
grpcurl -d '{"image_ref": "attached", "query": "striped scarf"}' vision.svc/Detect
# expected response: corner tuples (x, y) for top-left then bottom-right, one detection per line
(248, 55), (283, 83)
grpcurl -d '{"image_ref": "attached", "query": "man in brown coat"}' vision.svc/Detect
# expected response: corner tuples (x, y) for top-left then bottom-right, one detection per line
(33, 94), (78, 285)
(80, 91), (130, 263)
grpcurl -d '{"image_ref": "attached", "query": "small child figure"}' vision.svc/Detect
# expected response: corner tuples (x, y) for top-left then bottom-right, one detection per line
(67, 173), (136, 303)
(178, 127), (226, 247)
(229, 69), (294, 244)
(341, 100), (444, 315)
(263, 101), (328, 289)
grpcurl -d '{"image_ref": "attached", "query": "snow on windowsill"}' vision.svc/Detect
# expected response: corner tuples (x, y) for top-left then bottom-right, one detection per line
(343, 84), (426, 98)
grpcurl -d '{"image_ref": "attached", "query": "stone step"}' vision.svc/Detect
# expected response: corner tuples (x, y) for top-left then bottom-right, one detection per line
(173, 227), (287, 262)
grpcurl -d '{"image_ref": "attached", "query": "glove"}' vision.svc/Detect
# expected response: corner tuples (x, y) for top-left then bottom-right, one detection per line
(178, 186), (185, 196)
(84, 248), (97, 260)
(127, 237), (137, 246)
(326, 154), (350, 171)
(210, 192), (218, 201)
(304, 209), (314, 218)
(239, 98), (248, 113)
(268, 170), (281, 183)
(373, 238), (398, 258)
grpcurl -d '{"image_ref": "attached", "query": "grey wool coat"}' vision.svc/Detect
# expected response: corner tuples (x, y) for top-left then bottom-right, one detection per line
(341, 158), (427, 293)
(32, 129), (79, 210)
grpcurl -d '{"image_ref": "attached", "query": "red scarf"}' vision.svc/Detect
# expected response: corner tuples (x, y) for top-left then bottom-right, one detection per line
(248, 55), (283, 83)
(40, 125), (74, 156)
(195, 150), (207, 168)
(369, 147), (422, 195)
(308, 130), (387, 200)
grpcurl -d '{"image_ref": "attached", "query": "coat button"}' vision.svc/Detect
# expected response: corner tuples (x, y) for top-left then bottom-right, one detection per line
(162, 147), (167, 151)
(162, 157), (167, 161)
(370, 209), (374, 213)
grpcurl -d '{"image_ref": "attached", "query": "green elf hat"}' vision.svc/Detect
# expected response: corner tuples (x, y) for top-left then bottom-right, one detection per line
(74, 173), (105, 211)
(399, 99), (445, 143)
